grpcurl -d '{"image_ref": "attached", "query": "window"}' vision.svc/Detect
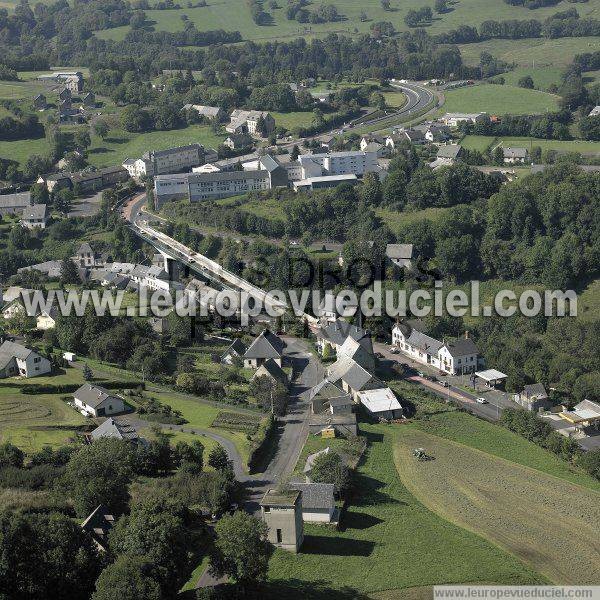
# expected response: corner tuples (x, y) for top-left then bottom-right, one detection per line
(264, 506), (270, 513)
(276, 529), (282, 543)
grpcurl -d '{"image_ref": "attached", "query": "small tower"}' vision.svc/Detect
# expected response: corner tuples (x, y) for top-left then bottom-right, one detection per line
(260, 488), (304, 553)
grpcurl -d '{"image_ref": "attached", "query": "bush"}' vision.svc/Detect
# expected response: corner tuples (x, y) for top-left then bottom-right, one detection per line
(247, 414), (276, 473)
(0, 464), (64, 490)
(21, 380), (144, 395)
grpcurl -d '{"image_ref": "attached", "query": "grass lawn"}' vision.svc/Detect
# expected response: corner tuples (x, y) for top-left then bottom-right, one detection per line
(498, 66), (564, 91)
(267, 424), (543, 598)
(394, 426), (600, 584)
(460, 134), (496, 152)
(0, 136), (53, 165)
(0, 79), (48, 100)
(496, 136), (600, 155)
(458, 36), (600, 68)
(239, 197), (287, 222)
(271, 111), (315, 131)
(441, 84), (559, 116)
(94, 0), (600, 44)
(376, 205), (456, 236)
(0, 368), (87, 454)
(578, 279), (600, 323)
(86, 125), (226, 168)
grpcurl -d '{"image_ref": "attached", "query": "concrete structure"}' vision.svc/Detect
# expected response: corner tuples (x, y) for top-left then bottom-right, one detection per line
(0, 192), (32, 216)
(153, 155), (288, 207)
(392, 323), (479, 375)
(559, 400), (600, 428)
(260, 488), (304, 553)
(441, 112), (486, 127)
(0, 341), (51, 379)
(71, 166), (129, 194)
(243, 329), (285, 368)
(357, 387), (403, 420)
(123, 143), (215, 179)
(227, 110), (275, 136)
(293, 174), (357, 191)
(503, 147), (528, 164)
(38, 71), (83, 93)
(73, 384), (126, 417)
(514, 383), (552, 412)
(290, 483), (336, 523)
(475, 369), (507, 388)
(21, 203), (48, 229)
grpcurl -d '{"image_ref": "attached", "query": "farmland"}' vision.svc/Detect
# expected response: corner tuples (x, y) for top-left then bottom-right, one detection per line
(441, 84), (559, 116)
(91, 0), (600, 44)
(394, 426), (600, 584)
(267, 424), (543, 598)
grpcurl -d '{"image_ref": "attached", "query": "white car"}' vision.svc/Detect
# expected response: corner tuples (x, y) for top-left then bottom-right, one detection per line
(476, 397), (487, 404)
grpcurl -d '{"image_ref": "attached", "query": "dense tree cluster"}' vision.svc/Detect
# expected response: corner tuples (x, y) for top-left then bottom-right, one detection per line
(404, 6), (433, 27)
(0, 113), (43, 141)
(459, 111), (573, 140)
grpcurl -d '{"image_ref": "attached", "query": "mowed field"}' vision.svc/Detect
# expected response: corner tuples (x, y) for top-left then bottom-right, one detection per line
(459, 36), (600, 68)
(0, 369), (87, 453)
(92, 0), (600, 43)
(460, 135), (600, 155)
(266, 424), (543, 598)
(442, 84), (559, 116)
(394, 427), (600, 585)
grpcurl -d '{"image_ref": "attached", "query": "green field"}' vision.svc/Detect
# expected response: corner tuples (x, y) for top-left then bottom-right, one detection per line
(497, 67), (565, 91)
(394, 427), (600, 584)
(376, 205), (456, 236)
(442, 84), (559, 116)
(462, 135), (600, 156)
(578, 279), (600, 323)
(0, 369), (87, 453)
(459, 36), (600, 68)
(93, 0), (600, 44)
(270, 111), (316, 131)
(267, 424), (543, 598)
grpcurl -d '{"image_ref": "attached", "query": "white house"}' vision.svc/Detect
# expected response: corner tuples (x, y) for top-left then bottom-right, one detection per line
(73, 384), (126, 417)
(226, 110), (275, 136)
(290, 482), (336, 523)
(36, 307), (58, 330)
(392, 323), (479, 375)
(0, 341), (51, 379)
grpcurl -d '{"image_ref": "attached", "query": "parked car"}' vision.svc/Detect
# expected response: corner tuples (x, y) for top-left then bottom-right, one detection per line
(476, 397), (487, 404)
(390, 347), (400, 354)
(441, 381), (449, 388)
(417, 371), (425, 378)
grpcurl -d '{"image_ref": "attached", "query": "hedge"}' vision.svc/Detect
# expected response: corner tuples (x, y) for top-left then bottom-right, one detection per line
(21, 381), (145, 395)
(247, 414), (276, 473)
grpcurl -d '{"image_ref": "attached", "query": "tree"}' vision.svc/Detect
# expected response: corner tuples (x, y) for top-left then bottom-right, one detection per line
(577, 450), (600, 481)
(60, 257), (80, 285)
(92, 118), (110, 140)
(0, 441), (24, 467)
(518, 75), (534, 89)
(74, 129), (91, 151)
(109, 496), (193, 595)
(121, 104), (153, 133)
(209, 512), (273, 590)
(54, 188), (74, 215)
(30, 182), (49, 205)
(370, 91), (386, 110)
(208, 445), (232, 472)
(359, 172), (383, 206)
(382, 169), (407, 208)
(92, 556), (161, 600)
(290, 144), (300, 161)
(310, 450), (351, 494)
(60, 438), (134, 517)
(434, 0), (447, 12)
(0, 511), (102, 600)
(82, 362), (93, 381)
(174, 439), (205, 473)
(579, 115), (600, 141)
(380, 0), (391, 10)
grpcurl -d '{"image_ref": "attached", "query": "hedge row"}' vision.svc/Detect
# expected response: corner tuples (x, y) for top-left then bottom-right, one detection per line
(21, 381), (145, 395)
(247, 414), (276, 473)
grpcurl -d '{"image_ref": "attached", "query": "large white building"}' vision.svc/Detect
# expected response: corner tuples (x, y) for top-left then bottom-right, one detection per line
(392, 322), (480, 375)
(153, 154), (288, 208)
(226, 110), (275, 136)
(123, 143), (217, 179)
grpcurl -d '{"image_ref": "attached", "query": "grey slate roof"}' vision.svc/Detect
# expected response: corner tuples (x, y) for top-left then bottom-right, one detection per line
(74, 384), (118, 409)
(0, 192), (31, 210)
(0, 341), (34, 369)
(244, 329), (285, 359)
(308, 379), (348, 403)
(327, 356), (378, 392)
(436, 144), (462, 159)
(255, 358), (287, 383)
(22, 204), (47, 221)
(503, 147), (527, 159)
(386, 244), (413, 260)
(90, 418), (139, 441)
(223, 338), (247, 358)
(320, 319), (371, 349)
(523, 383), (547, 399)
(442, 337), (479, 357)
(406, 330), (444, 354)
(18, 260), (62, 278)
(290, 482), (335, 510)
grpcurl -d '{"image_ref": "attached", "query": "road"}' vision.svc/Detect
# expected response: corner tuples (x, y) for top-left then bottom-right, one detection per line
(372, 340), (517, 422)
